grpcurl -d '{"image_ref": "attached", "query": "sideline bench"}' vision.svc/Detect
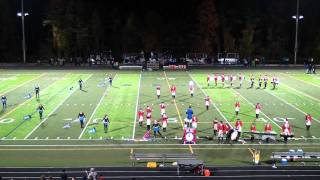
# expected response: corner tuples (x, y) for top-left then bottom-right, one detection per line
(130, 153), (198, 166)
(271, 150), (320, 160)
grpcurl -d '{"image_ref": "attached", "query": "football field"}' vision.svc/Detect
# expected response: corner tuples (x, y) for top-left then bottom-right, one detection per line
(0, 68), (320, 167)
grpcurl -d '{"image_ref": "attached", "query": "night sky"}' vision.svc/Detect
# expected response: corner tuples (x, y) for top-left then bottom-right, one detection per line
(1, 0), (320, 63)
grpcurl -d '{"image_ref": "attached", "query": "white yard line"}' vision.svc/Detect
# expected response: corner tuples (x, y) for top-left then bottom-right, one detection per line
(188, 73), (233, 128)
(0, 73), (46, 96)
(282, 72), (320, 89)
(132, 72), (142, 139)
(280, 81), (320, 103)
(230, 88), (282, 129)
(24, 74), (93, 139)
(78, 74), (117, 139)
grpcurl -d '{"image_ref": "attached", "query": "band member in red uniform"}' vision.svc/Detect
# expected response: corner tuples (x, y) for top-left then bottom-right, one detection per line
(264, 122), (273, 143)
(162, 113), (168, 132)
(192, 115), (198, 129)
(217, 121), (225, 143)
(235, 101), (240, 116)
(146, 105), (152, 114)
(250, 123), (257, 141)
(235, 118), (243, 140)
(205, 96), (211, 111)
(264, 122), (273, 132)
(156, 85), (161, 99)
(170, 85), (176, 99)
(306, 114), (312, 131)
(281, 119), (292, 143)
(255, 103), (262, 119)
(214, 74), (218, 86)
(160, 102), (166, 115)
(137, 108), (144, 127)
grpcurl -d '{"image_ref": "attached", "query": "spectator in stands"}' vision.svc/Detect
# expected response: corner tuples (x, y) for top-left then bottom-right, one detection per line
(60, 169), (68, 180)
(86, 168), (98, 180)
(98, 175), (105, 180)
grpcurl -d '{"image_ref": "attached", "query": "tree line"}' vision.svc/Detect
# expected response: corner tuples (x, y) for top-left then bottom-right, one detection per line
(0, 0), (319, 63)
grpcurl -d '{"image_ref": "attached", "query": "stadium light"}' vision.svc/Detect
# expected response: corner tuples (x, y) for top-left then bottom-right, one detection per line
(17, 12), (29, 16)
(292, 0), (303, 65)
(17, 0), (29, 64)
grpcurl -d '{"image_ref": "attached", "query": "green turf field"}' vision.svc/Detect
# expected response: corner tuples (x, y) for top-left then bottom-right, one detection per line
(0, 69), (320, 167)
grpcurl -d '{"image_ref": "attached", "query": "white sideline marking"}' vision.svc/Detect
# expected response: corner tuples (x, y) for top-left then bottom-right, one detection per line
(0, 73), (46, 97)
(78, 75), (117, 139)
(24, 75), (93, 139)
(132, 72), (142, 139)
(188, 73), (233, 128)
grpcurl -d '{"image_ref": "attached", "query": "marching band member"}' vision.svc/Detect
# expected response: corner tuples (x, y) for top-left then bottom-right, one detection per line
(239, 73), (244, 88)
(255, 103), (262, 119)
(250, 74), (255, 88)
(214, 74), (218, 86)
(264, 122), (273, 133)
(235, 101), (240, 116)
(192, 115), (198, 129)
(250, 123), (257, 141)
(281, 119), (292, 143)
(162, 113), (168, 132)
(137, 108), (144, 127)
(170, 85), (176, 99)
(230, 74), (234, 87)
(186, 105), (193, 127)
(217, 121), (225, 143)
(264, 122), (273, 143)
(189, 80), (195, 97)
(160, 102), (166, 115)
(306, 114), (312, 131)
(146, 106), (152, 131)
(207, 74), (210, 86)
(189, 84), (194, 97)
(156, 85), (161, 99)
(212, 118), (219, 136)
(152, 120), (162, 138)
(235, 118), (243, 140)
(221, 74), (225, 87)
(205, 96), (211, 111)
(263, 75), (268, 89)
(146, 105), (152, 114)
(272, 75), (279, 89)
(224, 123), (231, 143)
(258, 75), (262, 88)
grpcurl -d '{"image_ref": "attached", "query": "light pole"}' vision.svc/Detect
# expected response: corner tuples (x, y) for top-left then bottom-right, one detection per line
(17, 0), (29, 64)
(292, 0), (303, 64)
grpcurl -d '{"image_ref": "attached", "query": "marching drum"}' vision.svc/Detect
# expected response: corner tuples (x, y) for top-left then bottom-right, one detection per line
(230, 130), (238, 141)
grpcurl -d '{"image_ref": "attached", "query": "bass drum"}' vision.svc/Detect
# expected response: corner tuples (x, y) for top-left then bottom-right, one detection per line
(185, 132), (194, 143)
(230, 130), (238, 141)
